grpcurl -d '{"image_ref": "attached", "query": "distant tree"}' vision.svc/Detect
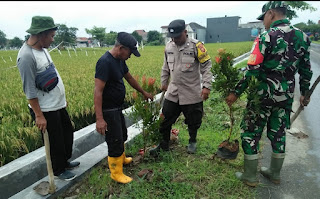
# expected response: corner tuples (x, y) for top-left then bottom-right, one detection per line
(307, 20), (315, 26)
(293, 22), (307, 30)
(8, 37), (23, 48)
(294, 22), (320, 41)
(286, 1), (317, 20)
(147, 30), (164, 46)
(0, 30), (7, 48)
(132, 31), (142, 44)
(85, 26), (106, 47)
(53, 24), (78, 47)
(147, 30), (161, 43)
(105, 31), (117, 45)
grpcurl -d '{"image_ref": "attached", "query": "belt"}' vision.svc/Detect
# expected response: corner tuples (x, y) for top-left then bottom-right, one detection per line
(102, 107), (122, 112)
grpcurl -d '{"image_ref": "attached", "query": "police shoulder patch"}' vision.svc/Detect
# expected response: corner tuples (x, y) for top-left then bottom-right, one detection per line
(196, 42), (210, 63)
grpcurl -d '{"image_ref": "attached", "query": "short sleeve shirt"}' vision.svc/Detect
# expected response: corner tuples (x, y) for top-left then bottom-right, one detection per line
(95, 51), (129, 109)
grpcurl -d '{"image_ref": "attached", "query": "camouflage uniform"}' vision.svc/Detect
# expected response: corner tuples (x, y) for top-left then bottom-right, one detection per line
(234, 18), (313, 155)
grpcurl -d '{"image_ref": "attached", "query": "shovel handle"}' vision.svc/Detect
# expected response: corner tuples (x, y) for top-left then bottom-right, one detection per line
(159, 91), (165, 106)
(44, 129), (56, 193)
(291, 75), (320, 124)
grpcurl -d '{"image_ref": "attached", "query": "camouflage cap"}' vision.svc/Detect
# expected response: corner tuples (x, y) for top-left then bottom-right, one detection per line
(257, 1), (287, 20)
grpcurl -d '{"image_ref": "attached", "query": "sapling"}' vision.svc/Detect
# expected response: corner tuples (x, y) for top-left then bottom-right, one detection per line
(211, 48), (240, 142)
(211, 48), (260, 157)
(129, 75), (162, 156)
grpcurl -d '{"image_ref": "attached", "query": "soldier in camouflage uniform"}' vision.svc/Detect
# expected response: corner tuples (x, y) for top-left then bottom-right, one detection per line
(150, 19), (212, 156)
(226, 1), (313, 187)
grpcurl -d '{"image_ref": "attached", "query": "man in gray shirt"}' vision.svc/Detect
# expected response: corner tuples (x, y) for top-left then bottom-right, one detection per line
(17, 16), (79, 181)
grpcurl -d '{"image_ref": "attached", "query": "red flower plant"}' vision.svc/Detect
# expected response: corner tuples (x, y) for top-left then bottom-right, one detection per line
(132, 91), (138, 100)
(215, 56), (221, 64)
(148, 77), (156, 87)
(217, 48), (226, 55)
(142, 75), (146, 86)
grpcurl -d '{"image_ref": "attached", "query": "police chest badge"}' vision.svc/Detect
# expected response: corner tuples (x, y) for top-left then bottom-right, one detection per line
(247, 37), (264, 66)
(196, 42), (210, 63)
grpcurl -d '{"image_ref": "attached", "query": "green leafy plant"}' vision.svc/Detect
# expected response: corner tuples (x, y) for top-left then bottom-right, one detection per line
(211, 48), (261, 142)
(211, 48), (240, 141)
(130, 75), (163, 154)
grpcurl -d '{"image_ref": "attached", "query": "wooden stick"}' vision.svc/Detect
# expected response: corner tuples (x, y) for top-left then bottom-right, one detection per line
(44, 130), (56, 194)
(291, 75), (320, 124)
(49, 41), (64, 53)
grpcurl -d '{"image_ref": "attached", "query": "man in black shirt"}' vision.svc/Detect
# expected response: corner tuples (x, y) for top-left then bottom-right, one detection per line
(94, 32), (153, 184)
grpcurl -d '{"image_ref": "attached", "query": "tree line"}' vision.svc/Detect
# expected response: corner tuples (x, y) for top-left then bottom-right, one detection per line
(294, 20), (320, 41)
(0, 1), (317, 49)
(0, 24), (164, 49)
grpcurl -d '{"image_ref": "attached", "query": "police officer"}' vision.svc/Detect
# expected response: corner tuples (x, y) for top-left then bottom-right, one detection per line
(150, 19), (213, 155)
(226, 1), (313, 187)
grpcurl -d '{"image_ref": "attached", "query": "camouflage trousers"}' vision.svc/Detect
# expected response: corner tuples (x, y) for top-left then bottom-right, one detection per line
(240, 101), (292, 155)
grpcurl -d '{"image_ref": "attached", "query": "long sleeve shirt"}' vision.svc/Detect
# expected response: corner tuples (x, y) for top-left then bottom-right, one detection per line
(234, 19), (313, 106)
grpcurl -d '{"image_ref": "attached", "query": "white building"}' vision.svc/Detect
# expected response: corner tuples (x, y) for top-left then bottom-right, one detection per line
(161, 22), (205, 44)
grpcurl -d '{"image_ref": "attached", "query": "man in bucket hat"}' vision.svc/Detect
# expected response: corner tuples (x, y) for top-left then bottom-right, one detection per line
(226, 1), (313, 187)
(94, 32), (153, 184)
(149, 19), (212, 156)
(17, 16), (80, 181)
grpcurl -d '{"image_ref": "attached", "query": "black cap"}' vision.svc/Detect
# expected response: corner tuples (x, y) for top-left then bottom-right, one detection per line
(117, 32), (140, 57)
(167, 19), (185, 38)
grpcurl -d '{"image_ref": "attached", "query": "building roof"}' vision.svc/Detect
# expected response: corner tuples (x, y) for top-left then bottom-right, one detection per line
(188, 22), (206, 29)
(135, 30), (148, 36)
(208, 16), (241, 20)
(76, 37), (89, 42)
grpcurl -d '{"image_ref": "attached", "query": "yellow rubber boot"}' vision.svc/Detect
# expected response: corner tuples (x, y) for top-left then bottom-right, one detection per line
(123, 152), (133, 165)
(123, 144), (133, 165)
(108, 156), (133, 184)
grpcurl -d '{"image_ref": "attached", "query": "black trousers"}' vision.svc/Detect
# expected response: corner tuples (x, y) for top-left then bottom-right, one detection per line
(30, 107), (74, 176)
(160, 99), (203, 145)
(103, 108), (127, 157)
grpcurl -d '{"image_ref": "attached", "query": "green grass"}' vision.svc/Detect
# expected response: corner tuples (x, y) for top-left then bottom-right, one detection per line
(59, 92), (256, 199)
(0, 41), (253, 166)
(312, 40), (320, 44)
(234, 59), (249, 70)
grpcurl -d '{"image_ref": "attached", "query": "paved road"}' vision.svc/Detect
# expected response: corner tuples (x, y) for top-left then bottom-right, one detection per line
(257, 44), (320, 199)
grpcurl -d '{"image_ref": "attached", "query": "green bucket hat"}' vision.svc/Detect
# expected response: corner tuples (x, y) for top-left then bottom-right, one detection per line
(26, 16), (58, 35)
(257, 1), (287, 20)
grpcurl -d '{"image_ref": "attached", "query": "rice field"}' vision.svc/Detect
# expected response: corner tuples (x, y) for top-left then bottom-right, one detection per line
(0, 41), (253, 166)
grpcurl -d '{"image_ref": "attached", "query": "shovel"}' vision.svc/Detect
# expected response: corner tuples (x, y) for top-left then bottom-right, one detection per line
(33, 129), (56, 195)
(159, 91), (165, 107)
(290, 75), (320, 124)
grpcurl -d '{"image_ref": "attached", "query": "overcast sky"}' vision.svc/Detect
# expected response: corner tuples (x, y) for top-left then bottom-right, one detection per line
(1, 1), (319, 40)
